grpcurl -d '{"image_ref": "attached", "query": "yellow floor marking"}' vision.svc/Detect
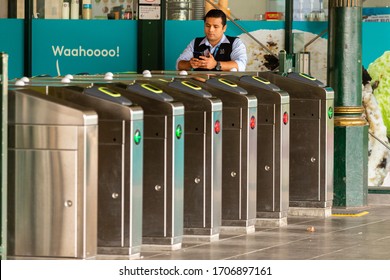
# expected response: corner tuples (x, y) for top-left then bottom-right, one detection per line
(332, 211), (369, 217)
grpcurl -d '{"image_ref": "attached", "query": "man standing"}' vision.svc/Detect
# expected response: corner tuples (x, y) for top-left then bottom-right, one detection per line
(176, 9), (247, 72)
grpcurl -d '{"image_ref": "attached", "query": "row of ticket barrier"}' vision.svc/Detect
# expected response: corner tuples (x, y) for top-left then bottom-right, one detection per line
(6, 71), (334, 259)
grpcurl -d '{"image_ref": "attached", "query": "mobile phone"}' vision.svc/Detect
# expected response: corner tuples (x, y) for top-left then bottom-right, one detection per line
(193, 51), (203, 59)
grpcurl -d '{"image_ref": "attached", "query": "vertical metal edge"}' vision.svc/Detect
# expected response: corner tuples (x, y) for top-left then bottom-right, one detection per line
(130, 115), (143, 250)
(281, 102), (290, 212)
(326, 99), (335, 203)
(248, 106), (258, 220)
(121, 120), (126, 247)
(172, 111), (184, 239)
(83, 122), (98, 259)
(1, 53), (9, 259)
(211, 106), (222, 231)
(203, 111), (207, 228)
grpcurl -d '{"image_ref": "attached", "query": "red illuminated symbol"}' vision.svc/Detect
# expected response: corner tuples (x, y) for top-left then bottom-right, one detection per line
(214, 120), (221, 134)
(250, 116), (256, 129)
(283, 112), (289, 125)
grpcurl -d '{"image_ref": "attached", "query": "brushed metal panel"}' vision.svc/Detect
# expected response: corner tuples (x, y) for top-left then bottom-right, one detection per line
(290, 118), (320, 201)
(184, 134), (205, 227)
(8, 90), (98, 259)
(144, 116), (166, 138)
(143, 138), (166, 236)
(98, 121), (124, 144)
(11, 90), (97, 125)
(257, 104), (275, 125)
(185, 111), (205, 134)
(97, 119), (125, 249)
(13, 150), (77, 258)
(98, 144), (123, 247)
(223, 108), (241, 130)
(77, 124), (98, 259)
(221, 130), (241, 220)
(13, 125), (78, 150)
(291, 99), (320, 119)
(257, 124), (276, 212)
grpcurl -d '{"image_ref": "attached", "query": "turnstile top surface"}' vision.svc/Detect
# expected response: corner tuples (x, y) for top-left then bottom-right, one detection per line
(108, 83), (185, 116)
(180, 78), (257, 108)
(257, 72), (334, 100)
(8, 88), (97, 125)
(45, 86), (143, 121)
(136, 79), (223, 112)
(221, 75), (290, 105)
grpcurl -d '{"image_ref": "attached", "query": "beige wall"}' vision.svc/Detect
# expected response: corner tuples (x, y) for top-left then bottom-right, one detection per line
(364, 0), (390, 7)
(227, 0), (390, 20)
(228, 0), (266, 20)
(0, 0), (7, 18)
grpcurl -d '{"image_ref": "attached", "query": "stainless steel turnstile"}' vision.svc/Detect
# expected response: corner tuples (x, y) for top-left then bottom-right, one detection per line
(140, 78), (223, 241)
(109, 82), (185, 249)
(257, 72), (334, 216)
(44, 85), (144, 257)
(185, 76), (257, 233)
(8, 88), (98, 259)
(222, 75), (290, 226)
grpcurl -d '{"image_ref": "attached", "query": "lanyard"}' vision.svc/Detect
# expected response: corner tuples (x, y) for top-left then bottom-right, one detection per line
(213, 45), (220, 57)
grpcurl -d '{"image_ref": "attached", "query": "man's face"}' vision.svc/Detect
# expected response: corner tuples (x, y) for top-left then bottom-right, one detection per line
(204, 17), (226, 46)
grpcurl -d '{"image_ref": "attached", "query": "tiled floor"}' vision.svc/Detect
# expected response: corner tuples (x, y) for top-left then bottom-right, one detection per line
(98, 202), (390, 260)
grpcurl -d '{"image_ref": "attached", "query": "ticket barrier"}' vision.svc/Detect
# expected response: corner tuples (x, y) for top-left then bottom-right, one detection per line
(139, 78), (223, 242)
(44, 85), (144, 257)
(109, 82), (185, 249)
(182, 76), (258, 233)
(257, 72), (334, 216)
(7, 88), (98, 259)
(221, 75), (290, 226)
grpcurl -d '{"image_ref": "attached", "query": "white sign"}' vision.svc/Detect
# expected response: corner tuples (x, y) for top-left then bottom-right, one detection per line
(139, 5), (161, 20)
(139, 0), (161, 4)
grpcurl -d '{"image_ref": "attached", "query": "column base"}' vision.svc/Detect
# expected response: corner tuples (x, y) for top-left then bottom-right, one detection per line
(334, 124), (368, 207)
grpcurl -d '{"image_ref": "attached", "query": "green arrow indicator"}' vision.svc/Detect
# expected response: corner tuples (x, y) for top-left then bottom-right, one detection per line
(134, 129), (141, 145)
(175, 125), (183, 139)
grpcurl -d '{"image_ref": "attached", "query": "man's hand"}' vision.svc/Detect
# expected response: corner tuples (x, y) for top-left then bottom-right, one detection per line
(190, 54), (217, 70)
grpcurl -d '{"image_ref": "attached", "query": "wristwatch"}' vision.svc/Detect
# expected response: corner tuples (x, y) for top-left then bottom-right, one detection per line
(215, 61), (222, 71)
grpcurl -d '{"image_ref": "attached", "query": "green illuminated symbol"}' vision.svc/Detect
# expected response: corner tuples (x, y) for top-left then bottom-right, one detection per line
(328, 107), (334, 119)
(175, 125), (183, 139)
(134, 129), (141, 145)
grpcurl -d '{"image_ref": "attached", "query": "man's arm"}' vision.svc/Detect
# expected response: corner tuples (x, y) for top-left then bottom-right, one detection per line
(176, 40), (195, 70)
(230, 38), (247, 71)
(177, 60), (193, 70)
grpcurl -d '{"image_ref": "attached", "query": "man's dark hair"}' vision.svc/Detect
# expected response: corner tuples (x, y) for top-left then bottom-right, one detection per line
(204, 9), (227, 26)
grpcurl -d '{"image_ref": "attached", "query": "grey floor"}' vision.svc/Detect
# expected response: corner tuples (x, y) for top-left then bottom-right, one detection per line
(98, 202), (390, 260)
